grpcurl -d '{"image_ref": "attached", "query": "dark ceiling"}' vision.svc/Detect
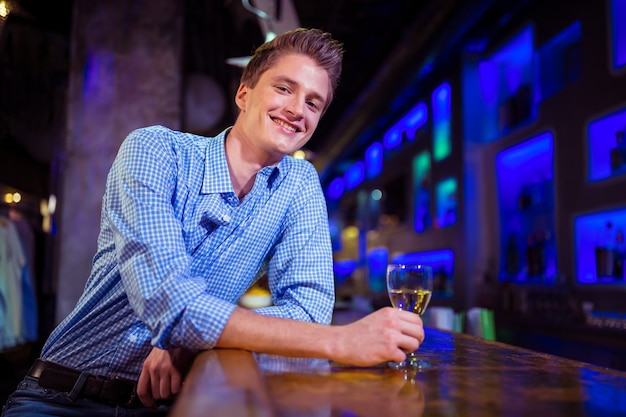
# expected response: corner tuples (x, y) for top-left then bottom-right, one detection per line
(11, 0), (532, 181)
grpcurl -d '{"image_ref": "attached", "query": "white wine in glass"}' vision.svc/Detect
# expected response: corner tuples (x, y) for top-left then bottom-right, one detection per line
(386, 263), (433, 369)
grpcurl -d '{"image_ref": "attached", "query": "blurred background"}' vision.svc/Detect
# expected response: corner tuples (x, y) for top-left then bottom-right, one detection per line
(1, 0), (626, 401)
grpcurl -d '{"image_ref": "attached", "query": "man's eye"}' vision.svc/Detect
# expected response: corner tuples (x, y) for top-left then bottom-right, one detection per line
(307, 101), (319, 110)
(277, 86), (289, 93)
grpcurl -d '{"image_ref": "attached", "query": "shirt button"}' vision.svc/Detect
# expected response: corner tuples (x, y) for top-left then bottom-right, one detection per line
(222, 214), (231, 222)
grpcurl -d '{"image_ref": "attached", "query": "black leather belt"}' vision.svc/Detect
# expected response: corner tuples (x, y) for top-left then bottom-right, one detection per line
(27, 359), (140, 408)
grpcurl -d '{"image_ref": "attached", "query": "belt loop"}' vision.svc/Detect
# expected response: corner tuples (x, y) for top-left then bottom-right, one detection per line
(67, 371), (91, 402)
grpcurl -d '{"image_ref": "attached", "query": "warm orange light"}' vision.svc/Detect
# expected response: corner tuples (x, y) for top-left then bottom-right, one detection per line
(0, 1), (10, 18)
(342, 225), (359, 240)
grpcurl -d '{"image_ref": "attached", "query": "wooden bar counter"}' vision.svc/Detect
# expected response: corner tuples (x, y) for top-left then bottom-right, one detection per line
(169, 326), (626, 417)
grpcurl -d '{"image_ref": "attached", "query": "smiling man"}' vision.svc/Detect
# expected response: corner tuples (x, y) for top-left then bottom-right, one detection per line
(2, 28), (424, 417)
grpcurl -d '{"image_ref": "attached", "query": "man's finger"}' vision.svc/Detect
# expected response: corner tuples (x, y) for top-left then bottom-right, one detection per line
(137, 368), (156, 408)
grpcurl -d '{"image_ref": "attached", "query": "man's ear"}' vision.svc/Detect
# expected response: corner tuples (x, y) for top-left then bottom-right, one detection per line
(235, 83), (248, 111)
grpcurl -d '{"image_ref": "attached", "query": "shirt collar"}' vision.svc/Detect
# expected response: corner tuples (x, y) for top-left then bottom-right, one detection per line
(201, 128), (288, 195)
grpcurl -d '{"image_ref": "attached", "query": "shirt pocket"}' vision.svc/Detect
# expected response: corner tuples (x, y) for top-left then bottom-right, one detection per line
(183, 197), (232, 255)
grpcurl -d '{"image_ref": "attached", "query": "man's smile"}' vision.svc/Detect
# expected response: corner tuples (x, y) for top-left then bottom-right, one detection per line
(272, 117), (301, 133)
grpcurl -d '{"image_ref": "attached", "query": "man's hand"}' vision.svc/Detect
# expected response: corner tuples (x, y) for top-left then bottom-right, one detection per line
(330, 307), (425, 366)
(137, 347), (196, 408)
(216, 306), (424, 368)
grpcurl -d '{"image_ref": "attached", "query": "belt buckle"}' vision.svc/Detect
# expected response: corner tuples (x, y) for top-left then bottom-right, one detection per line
(113, 376), (139, 408)
(97, 375), (138, 407)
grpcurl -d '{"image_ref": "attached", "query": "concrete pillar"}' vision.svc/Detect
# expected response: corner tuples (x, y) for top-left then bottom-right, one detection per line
(56, 0), (183, 323)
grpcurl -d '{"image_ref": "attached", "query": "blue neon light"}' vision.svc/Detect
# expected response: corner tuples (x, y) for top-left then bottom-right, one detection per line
(392, 249), (454, 265)
(611, 0), (626, 70)
(333, 259), (358, 285)
(383, 102), (428, 150)
(494, 27), (534, 94)
(418, 56), (435, 78)
(365, 142), (383, 179)
(478, 26), (533, 101)
(345, 161), (365, 190)
(413, 152), (432, 233)
(435, 177), (457, 228)
(537, 21), (581, 101)
(368, 247), (389, 292)
(497, 132), (553, 170)
(405, 103), (427, 128)
(399, 102), (428, 142)
(327, 177), (345, 200)
(432, 82), (452, 161)
(496, 132), (554, 214)
(478, 61), (498, 106)
(392, 249), (454, 296)
(473, 26), (534, 143)
(588, 107), (626, 182)
(383, 126), (402, 150)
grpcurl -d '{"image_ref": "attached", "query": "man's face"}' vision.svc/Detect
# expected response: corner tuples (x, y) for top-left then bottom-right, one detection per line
(234, 53), (330, 165)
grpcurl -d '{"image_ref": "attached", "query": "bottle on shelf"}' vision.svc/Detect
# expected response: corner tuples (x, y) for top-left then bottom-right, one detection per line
(433, 265), (448, 293)
(505, 233), (520, 278)
(542, 229), (556, 283)
(517, 184), (532, 211)
(534, 230), (546, 279)
(529, 172), (544, 209)
(595, 221), (615, 279)
(614, 228), (625, 280)
(524, 231), (546, 280)
(610, 130), (626, 174)
(526, 233), (539, 279)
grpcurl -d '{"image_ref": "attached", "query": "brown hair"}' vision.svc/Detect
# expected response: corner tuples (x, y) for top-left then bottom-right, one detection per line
(241, 28), (344, 107)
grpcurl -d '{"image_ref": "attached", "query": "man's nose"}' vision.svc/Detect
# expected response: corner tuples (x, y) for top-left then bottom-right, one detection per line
(285, 95), (305, 118)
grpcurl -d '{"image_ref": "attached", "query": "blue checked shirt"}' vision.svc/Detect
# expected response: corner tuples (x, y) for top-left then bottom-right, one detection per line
(41, 125), (335, 380)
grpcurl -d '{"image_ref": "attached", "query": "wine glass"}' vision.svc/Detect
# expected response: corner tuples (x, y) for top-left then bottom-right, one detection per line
(386, 263), (433, 369)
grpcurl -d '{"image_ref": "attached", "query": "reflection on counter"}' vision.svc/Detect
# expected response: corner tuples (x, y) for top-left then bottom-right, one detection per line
(170, 327), (626, 417)
(261, 356), (425, 417)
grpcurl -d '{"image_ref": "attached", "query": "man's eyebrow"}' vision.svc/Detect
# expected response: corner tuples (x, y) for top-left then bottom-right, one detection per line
(273, 75), (327, 105)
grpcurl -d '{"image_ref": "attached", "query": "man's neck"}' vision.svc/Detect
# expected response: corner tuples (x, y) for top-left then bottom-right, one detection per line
(224, 130), (272, 200)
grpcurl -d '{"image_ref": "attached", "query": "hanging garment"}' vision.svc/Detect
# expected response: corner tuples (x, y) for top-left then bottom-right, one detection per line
(0, 215), (27, 350)
(8, 210), (39, 343)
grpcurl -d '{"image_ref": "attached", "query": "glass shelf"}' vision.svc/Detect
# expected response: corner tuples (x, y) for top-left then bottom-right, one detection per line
(462, 26), (536, 145)
(587, 107), (626, 182)
(496, 132), (557, 284)
(574, 208), (626, 285)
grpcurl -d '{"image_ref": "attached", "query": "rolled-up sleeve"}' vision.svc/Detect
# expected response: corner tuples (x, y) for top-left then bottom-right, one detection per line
(106, 128), (235, 349)
(254, 164), (335, 325)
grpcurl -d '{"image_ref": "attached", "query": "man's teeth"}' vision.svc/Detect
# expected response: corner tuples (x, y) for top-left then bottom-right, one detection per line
(274, 118), (297, 132)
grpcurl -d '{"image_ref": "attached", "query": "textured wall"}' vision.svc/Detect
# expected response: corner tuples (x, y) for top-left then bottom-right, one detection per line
(56, 0), (183, 323)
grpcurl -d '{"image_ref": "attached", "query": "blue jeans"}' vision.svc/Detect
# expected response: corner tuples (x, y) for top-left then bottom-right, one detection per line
(1, 377), (170, 417)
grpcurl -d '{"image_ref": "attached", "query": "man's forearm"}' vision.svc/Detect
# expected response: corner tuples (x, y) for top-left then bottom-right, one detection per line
(215, 307), (341, 360)
(214, 306), (425, 367)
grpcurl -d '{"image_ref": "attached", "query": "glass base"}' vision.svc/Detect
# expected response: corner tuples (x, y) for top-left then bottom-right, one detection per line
(388, 355), (431, 369)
